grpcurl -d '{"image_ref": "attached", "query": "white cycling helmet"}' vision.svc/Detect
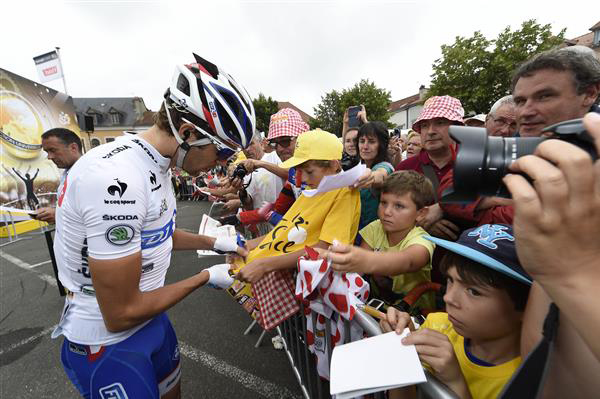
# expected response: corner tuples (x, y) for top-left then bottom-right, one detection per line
(164, 53), (256, 167)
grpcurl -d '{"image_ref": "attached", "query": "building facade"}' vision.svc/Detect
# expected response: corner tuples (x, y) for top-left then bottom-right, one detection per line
(73, 97), (154, 151)
(388, 86), (428, 130)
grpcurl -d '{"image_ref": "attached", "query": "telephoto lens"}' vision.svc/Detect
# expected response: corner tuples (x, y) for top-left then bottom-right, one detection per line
(442, 118), (598, 203)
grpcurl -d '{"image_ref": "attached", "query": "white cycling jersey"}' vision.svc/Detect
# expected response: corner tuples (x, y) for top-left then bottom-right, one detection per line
(52, 134), (177, 345)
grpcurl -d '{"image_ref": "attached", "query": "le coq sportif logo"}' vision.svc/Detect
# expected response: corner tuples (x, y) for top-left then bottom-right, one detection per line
(107, 179), (128, 198)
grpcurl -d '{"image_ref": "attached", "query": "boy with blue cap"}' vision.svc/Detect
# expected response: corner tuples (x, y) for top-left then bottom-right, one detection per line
(381, 224), (531, 399)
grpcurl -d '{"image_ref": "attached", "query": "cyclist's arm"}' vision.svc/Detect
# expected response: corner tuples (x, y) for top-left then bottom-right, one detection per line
(90, 252), (209, 332)
(172, 228), (247, 257)
(172, 228), (217, 250)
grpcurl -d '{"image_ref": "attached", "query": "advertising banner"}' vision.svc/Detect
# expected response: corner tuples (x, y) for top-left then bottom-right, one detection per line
(33, 50), (63, 83)
(1, 68), (81, 211)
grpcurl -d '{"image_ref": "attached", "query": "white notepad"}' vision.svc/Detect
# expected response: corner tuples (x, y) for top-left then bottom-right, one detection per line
(196, 214), (237, 257)
(330, 330), (426, 398)
(301, 163), (367, 197)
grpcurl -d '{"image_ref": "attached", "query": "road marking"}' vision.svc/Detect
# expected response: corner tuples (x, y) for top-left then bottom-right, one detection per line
(179, 341), (301, 399)
(0, 325), (57, 356)
(0, 250), (57, 287)
(29, 260), (52, 269)
(0, 251), (301, 399)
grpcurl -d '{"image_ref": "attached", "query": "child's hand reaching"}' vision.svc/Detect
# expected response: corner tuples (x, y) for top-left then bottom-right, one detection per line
(380, 306), (415, 334)
(314, 240), (372, 274)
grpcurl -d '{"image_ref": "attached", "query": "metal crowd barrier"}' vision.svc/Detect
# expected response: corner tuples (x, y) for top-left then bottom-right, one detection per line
(277, 302), (459, 399)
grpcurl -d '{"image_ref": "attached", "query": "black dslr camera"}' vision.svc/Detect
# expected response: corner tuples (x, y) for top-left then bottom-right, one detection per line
(230, 163), (248, 181)
(341, 152), (360, 171)
(442, 118), (598, 203)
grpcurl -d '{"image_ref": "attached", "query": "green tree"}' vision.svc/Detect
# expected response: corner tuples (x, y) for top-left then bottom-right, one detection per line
(428, 19), (565, 114)
(311, 79), (392, 136)
(252, 93), (279, 134)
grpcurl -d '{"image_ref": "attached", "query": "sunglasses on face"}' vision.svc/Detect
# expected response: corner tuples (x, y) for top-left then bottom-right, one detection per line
(268, 138), (293, 148)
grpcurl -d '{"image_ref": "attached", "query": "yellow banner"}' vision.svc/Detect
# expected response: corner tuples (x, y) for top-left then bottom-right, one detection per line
(1, 68), (81, 210)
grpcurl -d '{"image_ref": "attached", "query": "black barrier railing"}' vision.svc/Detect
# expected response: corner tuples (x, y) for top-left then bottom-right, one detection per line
(277, 302), (459, 399)
(43, 227), (66, 296)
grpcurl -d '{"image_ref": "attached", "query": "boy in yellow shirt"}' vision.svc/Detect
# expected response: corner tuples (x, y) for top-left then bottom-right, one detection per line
(381, 224), (532, 399)
(321, 170), (436, 309)
(232, 129), (361, 284)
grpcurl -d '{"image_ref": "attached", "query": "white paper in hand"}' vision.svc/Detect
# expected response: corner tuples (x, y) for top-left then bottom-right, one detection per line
(330, 329), (426, 399)
(302, 163), (366, 197)
(197, 214), (237, 257)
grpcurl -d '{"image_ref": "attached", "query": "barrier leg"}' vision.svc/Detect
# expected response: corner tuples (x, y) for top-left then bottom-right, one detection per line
(244, 319), (257, 335)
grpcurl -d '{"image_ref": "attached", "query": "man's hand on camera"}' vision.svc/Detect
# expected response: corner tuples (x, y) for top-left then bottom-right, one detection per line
(503, 112), (600, 284)
(240, 159), (258, 174)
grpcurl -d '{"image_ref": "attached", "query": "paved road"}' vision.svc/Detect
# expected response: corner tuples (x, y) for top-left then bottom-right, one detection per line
(0, 200), (302, 398)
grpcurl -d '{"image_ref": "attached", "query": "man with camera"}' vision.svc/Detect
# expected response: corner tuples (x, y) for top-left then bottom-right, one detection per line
(497, 47), (600, 398)
(437, 43), (600, 233)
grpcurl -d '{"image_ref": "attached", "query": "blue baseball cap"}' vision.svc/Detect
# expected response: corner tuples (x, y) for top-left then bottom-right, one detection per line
(426, 224), (532, 286)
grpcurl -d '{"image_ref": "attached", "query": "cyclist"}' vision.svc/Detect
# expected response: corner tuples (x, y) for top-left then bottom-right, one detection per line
(52, 54), (254, 399)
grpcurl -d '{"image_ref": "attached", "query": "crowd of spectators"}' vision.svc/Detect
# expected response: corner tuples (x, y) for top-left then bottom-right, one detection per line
(47, 46), (600, 399)
(197, 46), (600, 399)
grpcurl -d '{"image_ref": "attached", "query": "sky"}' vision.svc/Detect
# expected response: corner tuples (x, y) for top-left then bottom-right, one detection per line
(2, 0), (598, 117)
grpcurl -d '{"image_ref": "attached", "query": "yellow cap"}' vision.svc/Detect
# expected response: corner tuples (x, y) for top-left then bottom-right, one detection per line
(280, 129), (343, 168)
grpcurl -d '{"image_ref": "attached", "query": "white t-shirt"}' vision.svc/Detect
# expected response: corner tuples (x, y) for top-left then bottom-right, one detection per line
(52, 134), (177, 345)
(244, 151), (283, 209)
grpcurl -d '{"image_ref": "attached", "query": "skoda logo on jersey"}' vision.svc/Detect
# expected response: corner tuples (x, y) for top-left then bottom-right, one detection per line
(99, 382), (129, 399)
(132, 138), (157, 164)
(103, 214), (139, 221)
(106, 224), (135, 246)
(107, 179), (128, 198)
(141, 210), (176, 249)
(102, 145), (131, 159)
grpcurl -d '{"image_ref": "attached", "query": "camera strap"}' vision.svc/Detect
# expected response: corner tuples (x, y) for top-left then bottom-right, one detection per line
(499, 303), (559, 398)
(421, 164), (440, 202)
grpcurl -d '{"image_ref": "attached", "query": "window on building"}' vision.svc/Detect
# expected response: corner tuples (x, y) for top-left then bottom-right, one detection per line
(91, 138), (101, 148)
(105, 137), (115, 143)
(89, 113), (102, 125)
(594, 30), (600, 46)
(110, 112), (121, 124)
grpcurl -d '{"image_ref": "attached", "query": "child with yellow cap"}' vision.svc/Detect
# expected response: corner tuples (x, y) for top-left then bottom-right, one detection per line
(230, 129), (362, 284)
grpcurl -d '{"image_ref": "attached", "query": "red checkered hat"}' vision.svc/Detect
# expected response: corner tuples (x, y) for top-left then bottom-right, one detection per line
(267, 108), (310, 139)
(412, 95), (465, 133)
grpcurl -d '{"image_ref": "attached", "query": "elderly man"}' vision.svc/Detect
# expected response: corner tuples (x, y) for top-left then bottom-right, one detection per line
(33, 128), (83, 223)
(485, 95), (517, 137)
(396, 95), (465, 238)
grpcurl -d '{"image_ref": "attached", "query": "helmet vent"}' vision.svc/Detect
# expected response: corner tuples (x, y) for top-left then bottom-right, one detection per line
(176, 74), (190, 97)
